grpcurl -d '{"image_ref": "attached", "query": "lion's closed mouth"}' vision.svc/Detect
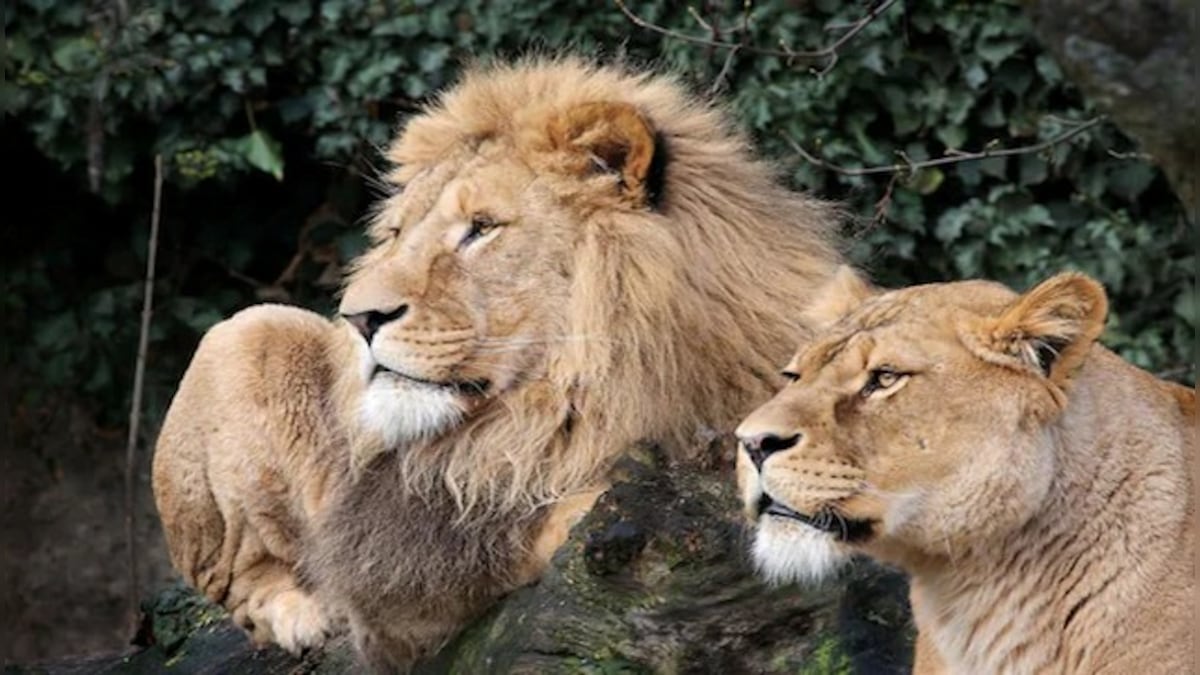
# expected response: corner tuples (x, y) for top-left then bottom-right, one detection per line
(756, 493), (873, 542)
(373, 365), (491, 396)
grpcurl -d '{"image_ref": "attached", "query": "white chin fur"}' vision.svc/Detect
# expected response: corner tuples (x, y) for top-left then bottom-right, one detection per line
(753, 517), (848, 585)
(359, 376), (463, 448)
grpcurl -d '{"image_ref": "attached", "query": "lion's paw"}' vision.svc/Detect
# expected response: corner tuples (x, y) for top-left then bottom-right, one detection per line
(257, 588), (332, 654)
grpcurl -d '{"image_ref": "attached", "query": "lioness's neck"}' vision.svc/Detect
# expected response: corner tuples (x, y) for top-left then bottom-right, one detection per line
(911, 348), (1194, 673)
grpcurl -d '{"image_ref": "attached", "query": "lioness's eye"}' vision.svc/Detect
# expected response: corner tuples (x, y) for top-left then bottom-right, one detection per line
(780, 370), (800, 382)
(861, 368), (904, 396)
(460, 213), (501, 248)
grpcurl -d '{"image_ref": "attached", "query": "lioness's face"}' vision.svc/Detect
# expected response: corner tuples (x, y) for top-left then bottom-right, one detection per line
(340, 145), (576, 445)
(736, 272), (1106, 583)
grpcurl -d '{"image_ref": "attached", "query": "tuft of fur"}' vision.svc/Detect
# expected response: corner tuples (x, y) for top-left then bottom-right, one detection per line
(752, 518), (848, 584)
(154, 57), (845, 671)
(736, 272), (1195, 674)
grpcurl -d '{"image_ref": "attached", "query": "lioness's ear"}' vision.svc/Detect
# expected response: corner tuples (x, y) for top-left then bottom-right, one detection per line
(548, 101), (660, 206)
(803, 266), (876, 330)
(976, 272), (1107, 383)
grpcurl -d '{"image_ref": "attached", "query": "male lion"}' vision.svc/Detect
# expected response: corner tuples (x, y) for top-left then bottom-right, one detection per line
(736, 268), (1195, 674)
(152, 58), (844, 670)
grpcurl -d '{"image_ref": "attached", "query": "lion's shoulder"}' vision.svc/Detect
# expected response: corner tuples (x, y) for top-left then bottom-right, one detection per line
(162, 304), (339, 451)
(195, 304), (334, 379)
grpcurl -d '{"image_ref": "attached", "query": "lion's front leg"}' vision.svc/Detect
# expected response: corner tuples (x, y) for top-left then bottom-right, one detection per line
(338, 485), (600, 667)
(303, 448), (605, 672)
(153, 304), (343, 654)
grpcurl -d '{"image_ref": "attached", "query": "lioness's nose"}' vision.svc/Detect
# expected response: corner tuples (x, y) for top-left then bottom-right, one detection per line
(342, 305), (408, 342)
(738, 432), (801, 470)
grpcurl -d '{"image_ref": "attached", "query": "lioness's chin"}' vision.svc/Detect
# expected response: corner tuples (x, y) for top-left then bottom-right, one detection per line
(359, 376), (465, 448)
(753, 517), (850, 585)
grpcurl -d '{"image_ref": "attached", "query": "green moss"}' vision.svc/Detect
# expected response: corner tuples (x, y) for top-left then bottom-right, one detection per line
(798, 636), (853, 675)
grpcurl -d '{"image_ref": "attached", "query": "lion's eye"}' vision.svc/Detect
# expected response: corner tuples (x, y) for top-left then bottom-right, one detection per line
(386, 227), (401, 240)
(461, 213), (501, 248)
(861, 368), (905, 397)
(780, 370), (800, 382)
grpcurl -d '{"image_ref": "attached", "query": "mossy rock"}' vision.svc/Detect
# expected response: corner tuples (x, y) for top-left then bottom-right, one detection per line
(15, 445), (914, 674)
(420, 447), (913, 674)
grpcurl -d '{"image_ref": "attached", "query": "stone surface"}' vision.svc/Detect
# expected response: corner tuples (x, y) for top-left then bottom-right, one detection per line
(1023, 0), (1199, 222)
(11, 445), (914, 674)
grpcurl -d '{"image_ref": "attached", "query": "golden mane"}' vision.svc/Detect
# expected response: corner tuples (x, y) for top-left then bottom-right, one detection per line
(342, 57), (843, 519)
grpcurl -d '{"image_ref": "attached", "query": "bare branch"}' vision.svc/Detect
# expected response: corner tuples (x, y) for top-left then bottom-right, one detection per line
(686, 5), (713, 34)
(613, 0), (901, 66)
(708, 45), (741, 96)
(787, 116), (1105, 177)
(1155, 365), (1194, 381)
(867, 173), (900, 232)
(125, 154), (163, 635)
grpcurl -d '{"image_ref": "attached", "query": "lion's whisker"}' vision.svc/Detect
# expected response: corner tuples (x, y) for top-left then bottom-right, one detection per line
(473, 335), (619, 347)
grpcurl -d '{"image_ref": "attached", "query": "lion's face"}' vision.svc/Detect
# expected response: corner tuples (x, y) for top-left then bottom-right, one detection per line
(339, 148), (577, 446)
(338, 97), (664, 452)
(736, 268), (1107, 583)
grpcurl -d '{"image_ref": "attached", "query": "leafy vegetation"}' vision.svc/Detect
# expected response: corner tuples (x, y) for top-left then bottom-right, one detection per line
(3, 0), (1192, 428)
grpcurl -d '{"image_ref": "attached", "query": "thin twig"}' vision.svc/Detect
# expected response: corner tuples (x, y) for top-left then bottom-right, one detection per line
(1106, 148), (1154, 161)
(708, 45), (741, 96)
(613, 0), (900, 65)
(865, 173), (900, 233)
(1155, 365), (1194, 381)
(619, 0), (902, 66)
(788, 116), (1105, 177)
(125, 154), (163, 634)
(687, 5), (713, 33)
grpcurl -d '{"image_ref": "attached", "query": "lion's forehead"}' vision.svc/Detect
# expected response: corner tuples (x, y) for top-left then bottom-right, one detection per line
(801, 282), (1019, 375)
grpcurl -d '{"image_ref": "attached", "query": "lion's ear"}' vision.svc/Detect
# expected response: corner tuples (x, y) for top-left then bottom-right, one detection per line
(975, 272), (1108, 383)
(548, 101), (661, 206)
(803, 266), (876, 331)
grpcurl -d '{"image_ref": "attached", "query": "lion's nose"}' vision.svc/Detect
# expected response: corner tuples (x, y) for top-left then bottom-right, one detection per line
(342, 305), (408, 342)
(739, 432), (801, 470)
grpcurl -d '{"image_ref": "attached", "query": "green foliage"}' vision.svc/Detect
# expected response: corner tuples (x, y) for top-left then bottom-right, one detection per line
(692, 0), (1191, 376)
(2, 0), (1192, 425)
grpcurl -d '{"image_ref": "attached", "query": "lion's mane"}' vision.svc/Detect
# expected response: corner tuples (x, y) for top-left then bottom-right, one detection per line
(347, 57), (842, 518)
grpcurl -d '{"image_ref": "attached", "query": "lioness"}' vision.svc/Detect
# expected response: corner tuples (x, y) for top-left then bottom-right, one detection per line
(153, 58), (845, 670)
(736, 268), (1194, 674)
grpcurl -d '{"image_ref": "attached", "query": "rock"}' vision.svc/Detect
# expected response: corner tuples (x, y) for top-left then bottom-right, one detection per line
(12, 445), (914, 674)
(1023, 0), (1199, 222)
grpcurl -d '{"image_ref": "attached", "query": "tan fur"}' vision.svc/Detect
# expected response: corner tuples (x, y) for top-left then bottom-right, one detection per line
(153, 57), (843, 669)
(736, 269), (1195, 674)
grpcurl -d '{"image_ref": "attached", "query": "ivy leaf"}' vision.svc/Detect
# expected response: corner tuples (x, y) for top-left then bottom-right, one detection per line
(239, 4), (274, 34)
(1107, 162), (1156, 203)
(935, 125), (966, 149)
(977, 40), (1021, 65)
(210, 0), (243, 16)
(277, 1), (312, 25)
(963, 63), (987, 89)
(51, 36), (96, 72)
(907, 167), (945, 195)
(238, 130), (285, 181)
(418, 44), (452, 74)
(1035, 54), (1063, 83)
(935, 206), (972, 243)
(1174, 287), (1197, 328)
(1018, 153), (1048, 185)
